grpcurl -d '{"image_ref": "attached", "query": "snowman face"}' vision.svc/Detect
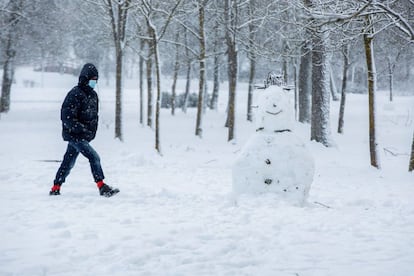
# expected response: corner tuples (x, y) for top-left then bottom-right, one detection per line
(263, 90), (289, 116)
(256, 87), (293, 131)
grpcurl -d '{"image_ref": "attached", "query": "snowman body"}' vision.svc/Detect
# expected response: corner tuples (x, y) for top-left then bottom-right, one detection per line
(233, 86), (314, 205)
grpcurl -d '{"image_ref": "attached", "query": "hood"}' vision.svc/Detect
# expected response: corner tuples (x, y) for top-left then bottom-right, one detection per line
(78, 63), (99, 86)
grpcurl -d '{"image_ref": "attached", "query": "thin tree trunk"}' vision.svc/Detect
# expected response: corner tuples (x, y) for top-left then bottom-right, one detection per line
(146, 53), (153, 128)
(282, 40), (288, 85)
(182, 29), (191, 114)
(210, 20), (220, 110)
(115, 46), (123, 140)
(183, 63), (191, 113)
(247, 55), (255, 122)
(294, 63), (298, 120)
(148, 25), (162, 154)
(107, 0), (130, 141)
(0, 42), (15, 113)
(409, 130), (414, 171)
(139, 39), (144, 125)
(338, 44), (349, 134)
(247, 0), (256, 122)
(171, 33), (180, 116)
(364, 15), (380, 169)
(298, 0), (312, 123)
(298, 36), (312, 123)
(210, 53), (220, 110)
(195, 1), (206, 137)
(330, 65), (340, 101)
(387, 58), (393, 102)
(226, 50), (237, 141)
(203, 64), (209, 112)
(225, 0), (237, 141)
(154, 41), (161, 154)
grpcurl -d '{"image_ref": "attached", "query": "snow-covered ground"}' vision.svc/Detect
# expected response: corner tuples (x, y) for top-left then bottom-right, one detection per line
(0, 67), (413, 276)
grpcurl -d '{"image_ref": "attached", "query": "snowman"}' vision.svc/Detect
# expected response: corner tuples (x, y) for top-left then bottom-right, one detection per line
(232, 85), (314, 205)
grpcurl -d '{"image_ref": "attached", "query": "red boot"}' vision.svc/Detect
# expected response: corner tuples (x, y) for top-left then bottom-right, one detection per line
(49, 184), (61, 195)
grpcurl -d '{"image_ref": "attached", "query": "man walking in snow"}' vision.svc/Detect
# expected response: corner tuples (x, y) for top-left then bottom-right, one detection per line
(49, 63), (119, 197)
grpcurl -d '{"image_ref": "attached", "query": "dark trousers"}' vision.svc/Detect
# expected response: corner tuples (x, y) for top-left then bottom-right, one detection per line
(54, 140), (105, 184)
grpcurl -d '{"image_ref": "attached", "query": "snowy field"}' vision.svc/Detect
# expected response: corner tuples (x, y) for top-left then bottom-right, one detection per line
(0, 68), (413, 276)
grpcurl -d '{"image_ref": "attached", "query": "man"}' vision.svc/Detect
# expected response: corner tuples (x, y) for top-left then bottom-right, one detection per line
(49, 63), (119, 197)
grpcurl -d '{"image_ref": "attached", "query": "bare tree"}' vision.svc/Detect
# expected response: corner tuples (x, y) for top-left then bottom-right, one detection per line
(363, 15), (380, 169)
(383, 43), (409, 102)
(104, 0), (131, 141)
(138, 0), (183, 153)
(224, 0), (238, 141)
(0, 0), (24, 113)
(195, 0), (208, 137)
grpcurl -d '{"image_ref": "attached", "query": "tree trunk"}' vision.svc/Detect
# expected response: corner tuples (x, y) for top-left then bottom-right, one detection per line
(298, 36), (312, 123)
(203, 64), (209, 112)
(387, 58), (393, 102)
(247, 54), (256, 122)
(0, 43), (15, 113)
(247, 0), (256, 122)
(225, 0), (238, 141)
(330, 65), (340, 101)
(310, 27), (332, 147)
(364, 15), (380, 169)
(298, 0), (312, 124)
(294, 63), (298, 120)
(210, 53), (220, 110)
(171, 33), (180, 116)
(182, 29), (191, 114)
(409, 130), (414, 172)
(115, 45), (123, 140)
(146, 53), (153, 128)
(226, 49), (237, 141)
(0, 0), (22, 113)
(210, 20), (220, 111)
(282, 40), (288, 85)
(338, 44), (349, 134)
(139, 39), (145, 125)
(107, 0), (130, 141)
(195, 1), (206, 138)
(148, 25), (162, 154)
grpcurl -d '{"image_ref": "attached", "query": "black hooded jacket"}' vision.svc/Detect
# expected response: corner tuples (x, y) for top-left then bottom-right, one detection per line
(61, 63), (99, 142)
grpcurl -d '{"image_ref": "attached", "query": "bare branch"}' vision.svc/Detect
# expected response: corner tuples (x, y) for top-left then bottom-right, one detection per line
(375, 2), (414, 41)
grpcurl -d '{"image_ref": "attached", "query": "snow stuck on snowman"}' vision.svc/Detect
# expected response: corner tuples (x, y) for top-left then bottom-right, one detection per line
(233, 83), (315, 205)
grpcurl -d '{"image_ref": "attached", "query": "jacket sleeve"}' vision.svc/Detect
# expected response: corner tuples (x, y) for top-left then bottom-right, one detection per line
(61, 91), (91, 135)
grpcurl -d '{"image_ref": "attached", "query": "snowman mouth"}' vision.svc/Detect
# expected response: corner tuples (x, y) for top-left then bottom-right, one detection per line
(265, 110), (283, 116)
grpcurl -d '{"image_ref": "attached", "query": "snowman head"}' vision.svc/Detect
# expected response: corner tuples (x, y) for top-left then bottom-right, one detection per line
(256, 86), (293, 132)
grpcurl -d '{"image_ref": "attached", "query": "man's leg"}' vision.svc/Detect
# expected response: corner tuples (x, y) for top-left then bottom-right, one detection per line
(71, 140), (105, 183)
(50, 143), (80, 195)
